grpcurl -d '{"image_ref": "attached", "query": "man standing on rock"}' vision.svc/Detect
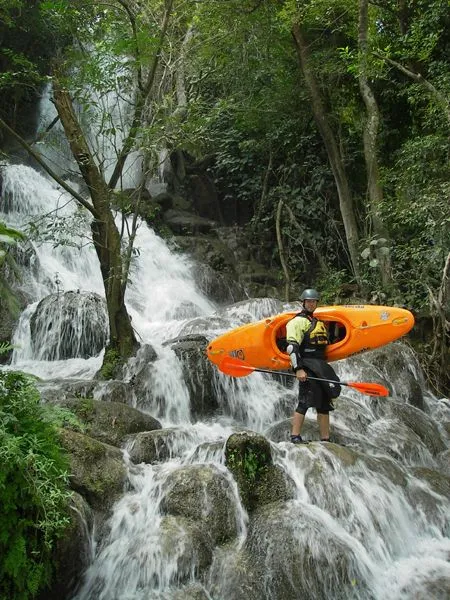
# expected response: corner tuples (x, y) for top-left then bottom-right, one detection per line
(286, 288), (341, 444)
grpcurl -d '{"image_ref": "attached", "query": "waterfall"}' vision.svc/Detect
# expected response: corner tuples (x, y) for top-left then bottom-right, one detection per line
(1, 92), (449, 600)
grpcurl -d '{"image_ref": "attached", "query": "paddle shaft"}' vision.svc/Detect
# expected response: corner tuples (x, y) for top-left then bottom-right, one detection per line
(239, 365), (342, 387)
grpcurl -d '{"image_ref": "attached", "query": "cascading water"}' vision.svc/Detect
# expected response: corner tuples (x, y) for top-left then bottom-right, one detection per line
(1, 93), (449, 600)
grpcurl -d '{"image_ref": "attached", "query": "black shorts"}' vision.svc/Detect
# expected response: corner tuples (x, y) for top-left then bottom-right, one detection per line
(295, 378), (335, 415)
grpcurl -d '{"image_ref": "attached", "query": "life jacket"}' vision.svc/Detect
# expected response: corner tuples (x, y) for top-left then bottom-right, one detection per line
(296, 311), (328, 359)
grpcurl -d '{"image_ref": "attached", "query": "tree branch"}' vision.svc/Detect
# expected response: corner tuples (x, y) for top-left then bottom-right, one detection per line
(117, 0), (143, 92)
(0, 116), (97, 216)
(375, 52), (450, 128)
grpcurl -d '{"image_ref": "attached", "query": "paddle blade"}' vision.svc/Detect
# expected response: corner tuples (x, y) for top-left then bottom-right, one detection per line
(218, 356), (255, 378)
(346, 382), (389, 397)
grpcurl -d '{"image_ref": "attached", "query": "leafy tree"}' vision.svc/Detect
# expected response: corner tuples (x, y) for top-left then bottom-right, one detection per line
(0, 0), (186, 374)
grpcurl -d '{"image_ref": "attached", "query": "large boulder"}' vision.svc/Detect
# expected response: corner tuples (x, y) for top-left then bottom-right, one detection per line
(128, 427), (187, 464)
(58, 429), (127, 511)
(225, 431), (295, 512)
(169, 334), (220, 418)
(54, 398), (161, 448)
(38, 378), (136, 406)
(163, 209), (216, 235)
(381, 400), (447, 456)
(39, 492), (93, 600)
(240, 501), (372, 600)
(0, 244), (31, 362)
(158, 515), (214, 582)
(123, 343), (158, 407)
(364, 343), (425, 410)
(30, 291), (108, 360)
(160, 464), (238, 546)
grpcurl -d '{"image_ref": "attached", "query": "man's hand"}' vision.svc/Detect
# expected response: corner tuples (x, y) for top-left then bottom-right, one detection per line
(296, 369), (307, 382)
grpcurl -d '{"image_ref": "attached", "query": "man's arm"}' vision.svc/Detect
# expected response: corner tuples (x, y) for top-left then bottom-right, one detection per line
(285, 317), (310, 379)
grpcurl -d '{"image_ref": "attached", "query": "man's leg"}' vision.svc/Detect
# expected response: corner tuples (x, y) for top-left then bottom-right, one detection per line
(317, 412), (330, 440)
(291, 411), (305, 436)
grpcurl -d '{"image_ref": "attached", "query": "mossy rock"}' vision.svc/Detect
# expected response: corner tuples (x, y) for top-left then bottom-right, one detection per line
(225, 431), (294, 512)
(55, 397), (161, 448)
(41, 492), (93, 600)
(58, 429), (126, 511)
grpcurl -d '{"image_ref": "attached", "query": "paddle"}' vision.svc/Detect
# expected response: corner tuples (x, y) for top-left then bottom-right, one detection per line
(218, 356), (389, 397)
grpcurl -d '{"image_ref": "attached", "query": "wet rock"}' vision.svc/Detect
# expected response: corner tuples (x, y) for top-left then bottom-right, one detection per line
(151, 191), (174, 212)
(58, 429), (126, 511)
(128, 428), (181, 464)
(225, 431), (295, 512)
(164, 583), (211, 600)
(205, 545), (260, 600)
(367, 343), (425, 410)
(30, 291), (108, 360)
(265, 417), (313, 443)
(264, 417), (351, 446)
(160, 464), (238, 545)
(399, 575), (450, 600)
(40, 492), (93, 600)
(191, 262), (246, 305)
(54, 398), (161, 448)
(0, 247), (31, 362)
(159, 515), (213, 580)
(406, 473), (450, 534)
(39, 378), (135, 406)
(334, 396), (374, 432)
(367, 419), (436, 466)
(215, 297), (284, 322)
(243, 501), (371, 600)
(163, 209), (216, 235)
(411, 467), (450, 499)
(436, 449), (450, 476)
(169, 335), (219, 418)
(363, 455), (408, 488)
(38, 379), (97, 403)
(123, 343), (158, 405)
(379, 400), (446, 456)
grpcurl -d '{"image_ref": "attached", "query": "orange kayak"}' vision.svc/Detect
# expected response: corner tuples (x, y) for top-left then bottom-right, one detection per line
(206, 305), (414, 371)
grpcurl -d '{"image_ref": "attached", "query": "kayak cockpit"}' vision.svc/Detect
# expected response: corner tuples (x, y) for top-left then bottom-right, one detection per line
(275, 320), (347, 354)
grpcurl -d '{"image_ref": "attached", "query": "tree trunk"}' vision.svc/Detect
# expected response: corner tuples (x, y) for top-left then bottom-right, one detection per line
(53, 79), (138, 369)
(292, 23), (361, 285)
(358, 0), (393, 289)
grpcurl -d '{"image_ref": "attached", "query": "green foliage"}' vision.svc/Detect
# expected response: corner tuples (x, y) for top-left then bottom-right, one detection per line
(0, 221), (25, 261)
(0, 341), (14, 355)
(99, 347), (121, 380)
(227, 447), (266, 484)
(0, 371), (72, 599)
(40, 404), (86, 433)
(0, 0), (64, 134)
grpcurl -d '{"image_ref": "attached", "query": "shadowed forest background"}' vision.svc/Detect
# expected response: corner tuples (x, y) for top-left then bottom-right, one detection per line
(0, 0), (449, 385)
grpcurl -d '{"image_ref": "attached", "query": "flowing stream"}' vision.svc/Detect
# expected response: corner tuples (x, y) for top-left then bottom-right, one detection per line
(1, 100), (449, 600)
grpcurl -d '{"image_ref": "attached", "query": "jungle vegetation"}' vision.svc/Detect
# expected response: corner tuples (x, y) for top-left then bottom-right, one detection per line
(0, 0), (448, 391)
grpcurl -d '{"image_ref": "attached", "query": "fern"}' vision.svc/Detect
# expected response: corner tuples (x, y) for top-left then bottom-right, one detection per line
(0, 341), (13, 356)
(0, 371), (72, 599)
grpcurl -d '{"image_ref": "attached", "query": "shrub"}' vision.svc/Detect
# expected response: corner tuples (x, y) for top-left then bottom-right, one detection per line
(0, 370), (72, 599)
